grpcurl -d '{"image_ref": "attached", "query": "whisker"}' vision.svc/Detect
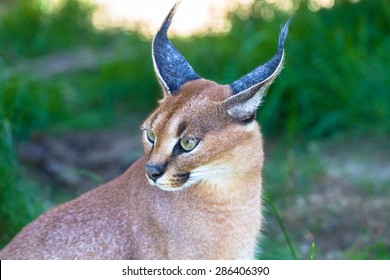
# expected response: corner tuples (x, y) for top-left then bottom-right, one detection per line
(190, 167), (229, 174)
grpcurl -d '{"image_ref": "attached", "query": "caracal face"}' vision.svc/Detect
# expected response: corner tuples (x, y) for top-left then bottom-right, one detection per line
(142, 79), (262, 192)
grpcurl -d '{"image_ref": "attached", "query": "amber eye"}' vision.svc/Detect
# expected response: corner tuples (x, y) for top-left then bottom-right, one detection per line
(146, 130), (156, 144)
(180, 137), (199, 152)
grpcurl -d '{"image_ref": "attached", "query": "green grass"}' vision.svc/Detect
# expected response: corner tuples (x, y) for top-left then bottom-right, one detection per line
(259, 142), (326, 260)
(264, 196), (299, 260)
(347, 242), (390, 260)
(1, 0), (389, 140)
(0, 0), (97, 59)
(0, 0), (389, 257)
(0, 120), (49, 247)
(310, 242), (316, 260)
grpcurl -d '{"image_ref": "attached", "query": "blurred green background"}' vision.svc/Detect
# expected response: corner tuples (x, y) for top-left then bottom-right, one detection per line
(0, 0), (389, 259)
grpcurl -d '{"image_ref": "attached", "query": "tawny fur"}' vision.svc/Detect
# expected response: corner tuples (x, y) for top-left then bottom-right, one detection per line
(0, 79), (264, 260)
(0, 3), (289, 259)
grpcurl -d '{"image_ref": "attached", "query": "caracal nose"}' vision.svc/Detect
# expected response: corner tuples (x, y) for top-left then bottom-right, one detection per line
(145, 163), (166, 182)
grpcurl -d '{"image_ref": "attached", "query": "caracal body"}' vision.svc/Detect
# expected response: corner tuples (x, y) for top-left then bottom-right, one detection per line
(0, 3), (289, 259)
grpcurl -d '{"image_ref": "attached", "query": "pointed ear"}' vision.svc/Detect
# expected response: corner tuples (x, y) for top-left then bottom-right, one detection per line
(222, 19), (291, 121)
(152, 2), (200, 96)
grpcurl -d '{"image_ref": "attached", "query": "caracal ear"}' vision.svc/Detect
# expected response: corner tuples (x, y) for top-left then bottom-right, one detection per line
(222, 19), (291, 122)
(152, 2), (200, 96)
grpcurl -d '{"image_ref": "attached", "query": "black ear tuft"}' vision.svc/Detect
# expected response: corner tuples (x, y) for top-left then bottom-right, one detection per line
(230, 18), (291, 95)
(223, 18), (291, 121)
(152, 2), (200, 95)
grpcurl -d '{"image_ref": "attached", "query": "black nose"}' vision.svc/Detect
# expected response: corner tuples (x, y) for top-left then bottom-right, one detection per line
(145, 163), (166, 182)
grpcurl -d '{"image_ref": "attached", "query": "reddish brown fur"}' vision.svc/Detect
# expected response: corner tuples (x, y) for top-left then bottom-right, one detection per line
(0, 79), (265, 259)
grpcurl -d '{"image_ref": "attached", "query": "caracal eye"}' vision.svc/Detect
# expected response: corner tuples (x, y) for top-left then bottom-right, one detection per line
(180, 137), (199, 152)
(146, 129), (156, 144)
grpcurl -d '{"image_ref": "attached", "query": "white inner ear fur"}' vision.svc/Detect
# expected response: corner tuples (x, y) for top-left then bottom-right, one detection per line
(151, 38), (171, 95)
(226, 92), (264, 120)
(225, 51), (285, 119)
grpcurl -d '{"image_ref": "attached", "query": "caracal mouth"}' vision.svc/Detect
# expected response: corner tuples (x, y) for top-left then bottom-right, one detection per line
(145, 173), (200, 192)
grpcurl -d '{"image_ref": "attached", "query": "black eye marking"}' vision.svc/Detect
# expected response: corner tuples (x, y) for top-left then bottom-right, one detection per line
(172, 141), (186, 158)
(176, 122), (187, 137)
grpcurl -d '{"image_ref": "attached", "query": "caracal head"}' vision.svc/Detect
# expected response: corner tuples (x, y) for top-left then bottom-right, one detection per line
(141, 3), (290, 192)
